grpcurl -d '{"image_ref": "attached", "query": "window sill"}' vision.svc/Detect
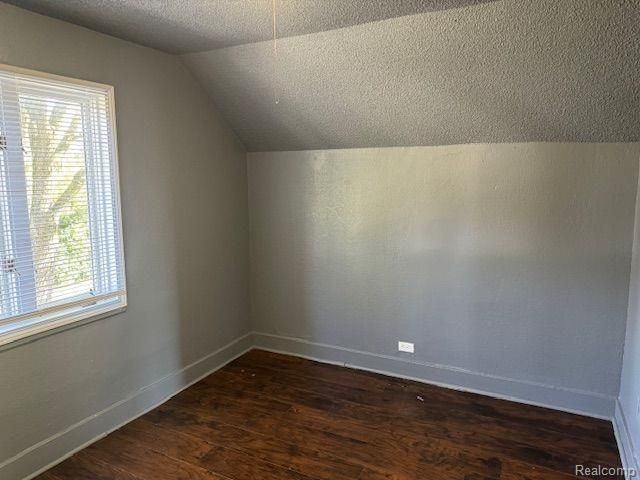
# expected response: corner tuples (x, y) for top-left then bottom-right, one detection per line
(0, 299), (127, 352)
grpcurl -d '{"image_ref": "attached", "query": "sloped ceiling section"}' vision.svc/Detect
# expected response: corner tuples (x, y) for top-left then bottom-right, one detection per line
(2, 0), (491, 54)
(7, 0), (640, 151)
(183, 0), (640, 151)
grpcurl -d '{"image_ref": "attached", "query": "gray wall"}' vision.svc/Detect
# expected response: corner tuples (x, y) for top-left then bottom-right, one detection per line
(249, 143), (639, 406)
(619, 167), (640, 469)
(0, 3), (250, 473)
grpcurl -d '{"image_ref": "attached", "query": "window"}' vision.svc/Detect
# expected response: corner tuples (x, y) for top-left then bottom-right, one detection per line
(0, 65), (126, 345)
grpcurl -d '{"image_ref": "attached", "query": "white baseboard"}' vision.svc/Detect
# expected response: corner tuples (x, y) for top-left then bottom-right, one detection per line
(0, 332), (254, 480)
(614, 398), (639, 479)
(2, 330), (621, 480)
(252, 331), (616, 420)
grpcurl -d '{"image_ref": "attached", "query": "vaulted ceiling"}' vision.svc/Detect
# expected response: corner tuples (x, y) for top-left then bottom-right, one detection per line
(3, 0), (491, 54)
(6, 0), (640, 151)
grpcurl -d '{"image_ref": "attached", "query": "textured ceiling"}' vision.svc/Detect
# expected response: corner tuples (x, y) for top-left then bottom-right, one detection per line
(183, 0), (640, 151)
(7, 0), (640, 151)
(2, 0), (491, 54)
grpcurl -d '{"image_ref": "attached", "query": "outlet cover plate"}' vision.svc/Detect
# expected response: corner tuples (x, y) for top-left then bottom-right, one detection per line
(398, 341), (414, 353)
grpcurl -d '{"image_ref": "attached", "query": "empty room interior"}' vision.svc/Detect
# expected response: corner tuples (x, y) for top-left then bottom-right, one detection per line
(2, 1), (640, 479)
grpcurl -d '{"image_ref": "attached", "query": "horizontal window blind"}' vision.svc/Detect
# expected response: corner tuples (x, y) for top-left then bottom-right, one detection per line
(0, 66), (126, 340)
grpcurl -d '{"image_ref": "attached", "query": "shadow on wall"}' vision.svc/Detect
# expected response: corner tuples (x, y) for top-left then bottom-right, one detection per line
(248, 144), (638, 397)
(169, 92), (251, 383)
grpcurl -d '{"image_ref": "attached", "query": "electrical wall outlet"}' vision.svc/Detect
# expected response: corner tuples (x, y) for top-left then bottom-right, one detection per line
(398, 341), (414, 353)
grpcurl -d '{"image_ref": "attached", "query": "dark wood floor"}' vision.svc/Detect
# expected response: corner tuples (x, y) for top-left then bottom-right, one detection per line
(37, 349), (622, 480)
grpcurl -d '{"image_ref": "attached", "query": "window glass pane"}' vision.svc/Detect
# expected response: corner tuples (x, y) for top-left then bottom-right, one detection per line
(19, 95), (93, 306)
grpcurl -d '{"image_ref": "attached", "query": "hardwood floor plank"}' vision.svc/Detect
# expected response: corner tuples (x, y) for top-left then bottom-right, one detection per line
(169, 382), (584, 478)
(146, 400), (502, 480)
(44, 453), (140, 480)
(200, 445), (319, 480)
(31, 473), (63, 480)
(83, 432), (228, 480)
(225, 352), (617, 455)
(34, 349), (622, 480)
(182, 365), (619, 472)
(139, 412), (366, 480)
(117, 418), (318, 480)
(225, 354), (614, 445)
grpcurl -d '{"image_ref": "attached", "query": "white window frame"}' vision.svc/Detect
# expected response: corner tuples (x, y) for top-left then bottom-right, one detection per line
(0, 64), (127, 347)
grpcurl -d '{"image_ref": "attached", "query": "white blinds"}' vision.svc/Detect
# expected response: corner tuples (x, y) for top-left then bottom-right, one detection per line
(0, 66), (125, 335)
